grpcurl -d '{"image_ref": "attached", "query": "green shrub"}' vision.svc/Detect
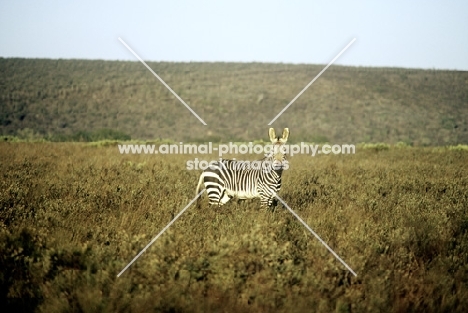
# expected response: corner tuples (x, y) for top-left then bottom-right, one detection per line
(359, 142), (390, 151)
(448, 144), (468, 151)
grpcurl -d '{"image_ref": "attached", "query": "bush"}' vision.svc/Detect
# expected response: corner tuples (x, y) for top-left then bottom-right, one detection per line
(359, 142), (390, 151)
(0, 228), (47, 312)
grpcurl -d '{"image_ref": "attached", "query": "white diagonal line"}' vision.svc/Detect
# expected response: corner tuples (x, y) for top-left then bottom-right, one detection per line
(274, 194), (357, 277)
(117, 189), (205, 277)
(118, 37), (207, 126)
(268, 38), (356, 125)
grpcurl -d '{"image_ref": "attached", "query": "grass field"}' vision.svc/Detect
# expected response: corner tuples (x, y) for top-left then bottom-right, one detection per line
(1, 142), (468, 312)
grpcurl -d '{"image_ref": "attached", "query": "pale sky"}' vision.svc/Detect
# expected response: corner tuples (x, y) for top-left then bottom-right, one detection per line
(1, 0), (467, 70)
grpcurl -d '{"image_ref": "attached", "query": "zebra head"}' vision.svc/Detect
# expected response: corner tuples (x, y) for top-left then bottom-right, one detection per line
(267, 128), (289, 171)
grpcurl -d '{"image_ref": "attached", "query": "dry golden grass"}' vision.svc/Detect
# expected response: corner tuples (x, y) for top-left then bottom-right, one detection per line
(1, 142), (468, 312)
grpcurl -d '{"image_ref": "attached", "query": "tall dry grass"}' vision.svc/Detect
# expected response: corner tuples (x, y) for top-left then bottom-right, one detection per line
(1, 142), (467, 312)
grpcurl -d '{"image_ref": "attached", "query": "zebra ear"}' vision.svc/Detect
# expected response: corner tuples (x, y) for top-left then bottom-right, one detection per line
(269, 128), (276, 142)
(282, 128), (289, 142)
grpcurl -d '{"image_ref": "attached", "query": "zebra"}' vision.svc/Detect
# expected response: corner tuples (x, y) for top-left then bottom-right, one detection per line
(195, 128), (289, 207)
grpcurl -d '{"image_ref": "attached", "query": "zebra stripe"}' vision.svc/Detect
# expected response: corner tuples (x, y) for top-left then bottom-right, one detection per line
(195, 128), (289, 207)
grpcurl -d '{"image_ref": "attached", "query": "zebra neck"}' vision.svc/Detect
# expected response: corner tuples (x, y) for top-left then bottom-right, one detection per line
(272, 168), (283, 177)
(263, 156), (283, 178)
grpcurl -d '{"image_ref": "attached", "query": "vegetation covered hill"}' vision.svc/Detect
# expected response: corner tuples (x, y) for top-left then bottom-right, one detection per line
(1, 58), (467, 144)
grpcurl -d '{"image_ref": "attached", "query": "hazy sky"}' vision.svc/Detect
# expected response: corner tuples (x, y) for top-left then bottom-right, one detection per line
(1, 0), (467, 70)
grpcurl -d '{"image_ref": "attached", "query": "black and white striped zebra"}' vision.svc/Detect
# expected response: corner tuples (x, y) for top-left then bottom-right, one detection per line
(195, 128), (289, 207)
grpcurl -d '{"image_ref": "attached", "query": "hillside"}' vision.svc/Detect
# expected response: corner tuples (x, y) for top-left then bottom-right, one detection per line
(1, 58), (467, 144)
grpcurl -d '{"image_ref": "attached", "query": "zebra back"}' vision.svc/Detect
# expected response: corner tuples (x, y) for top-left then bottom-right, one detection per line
(197, 128), (289, 207)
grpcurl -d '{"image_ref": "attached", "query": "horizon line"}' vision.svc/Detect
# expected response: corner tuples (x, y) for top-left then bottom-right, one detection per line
(0, 56), (466, 72)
